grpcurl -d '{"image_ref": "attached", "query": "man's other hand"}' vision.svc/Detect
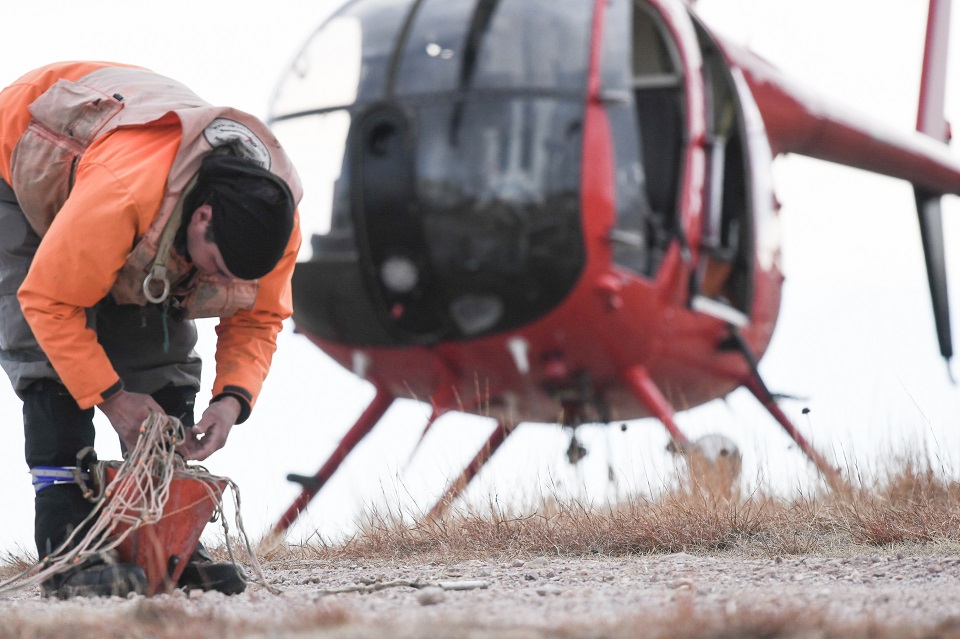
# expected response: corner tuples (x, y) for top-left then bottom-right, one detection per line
(180, 396), (241, 461)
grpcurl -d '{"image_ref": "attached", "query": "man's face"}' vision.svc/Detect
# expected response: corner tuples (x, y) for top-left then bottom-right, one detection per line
(186, 204), (238, 280)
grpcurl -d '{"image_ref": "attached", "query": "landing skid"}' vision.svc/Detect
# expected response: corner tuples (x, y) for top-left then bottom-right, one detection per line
(268, 352), (841, 542)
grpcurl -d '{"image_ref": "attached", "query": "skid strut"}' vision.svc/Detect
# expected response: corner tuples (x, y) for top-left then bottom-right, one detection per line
(744, 375), (844, 489)
(621, 365), (692, 452)
(270, 386), (395, 540)
(426, 419), (516, 520)
(404, 383), (461, 470)
(726, 326), (844, 488)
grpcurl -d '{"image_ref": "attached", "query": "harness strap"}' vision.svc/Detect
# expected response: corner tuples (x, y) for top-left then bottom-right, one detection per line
(143, 142), (233, 305)
(29, 466), (91, 493)
(143, 173), (199, 305)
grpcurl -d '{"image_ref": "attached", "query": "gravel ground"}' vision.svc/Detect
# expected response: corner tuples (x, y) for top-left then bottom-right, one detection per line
(2, 549), (960, 638)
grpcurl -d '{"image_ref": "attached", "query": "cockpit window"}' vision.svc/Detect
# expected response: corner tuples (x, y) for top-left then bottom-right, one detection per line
(394, 0), (593, 96)
(270, 0), (417, 249)
(272, 0), (417, 116)
(271, 0), (592, 345)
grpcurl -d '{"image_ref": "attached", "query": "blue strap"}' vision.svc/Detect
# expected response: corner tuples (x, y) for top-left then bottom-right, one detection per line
(30, 466), (90, 493)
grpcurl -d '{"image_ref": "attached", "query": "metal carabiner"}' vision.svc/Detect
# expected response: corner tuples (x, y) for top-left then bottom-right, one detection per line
(142, 271), (171, 304)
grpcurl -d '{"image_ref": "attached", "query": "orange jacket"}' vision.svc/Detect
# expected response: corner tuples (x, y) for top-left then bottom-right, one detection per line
(0, 62), (301, 417)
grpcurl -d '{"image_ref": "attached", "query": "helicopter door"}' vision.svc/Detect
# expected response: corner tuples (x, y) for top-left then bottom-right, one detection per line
(603, 0), (685, 278)
(689, 22), (754, 325)
(631, 1), (684, 270)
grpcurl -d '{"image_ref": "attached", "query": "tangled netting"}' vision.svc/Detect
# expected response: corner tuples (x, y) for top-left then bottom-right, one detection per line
(0, 411), (274, 596)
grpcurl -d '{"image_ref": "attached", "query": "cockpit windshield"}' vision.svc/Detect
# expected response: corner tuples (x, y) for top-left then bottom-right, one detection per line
(270, 0), (592, 345)
(392, 0), (591, 95)
(270, 0), (592, 248)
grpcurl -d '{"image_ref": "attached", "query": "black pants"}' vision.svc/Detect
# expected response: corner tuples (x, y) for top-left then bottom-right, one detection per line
(25, 380), (196, 558)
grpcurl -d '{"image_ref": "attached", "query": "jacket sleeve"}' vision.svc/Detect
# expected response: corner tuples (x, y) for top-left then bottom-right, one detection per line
(210, 209), (302, 422)
(17, 163), (143, 408)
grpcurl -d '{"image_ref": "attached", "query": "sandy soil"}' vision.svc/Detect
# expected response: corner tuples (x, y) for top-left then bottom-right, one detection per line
(2, 548), (960, 638)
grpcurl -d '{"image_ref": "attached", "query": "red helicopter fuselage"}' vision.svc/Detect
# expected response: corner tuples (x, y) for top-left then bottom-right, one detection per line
(277, 0), (783, 426)
(266, 0), (959, 534)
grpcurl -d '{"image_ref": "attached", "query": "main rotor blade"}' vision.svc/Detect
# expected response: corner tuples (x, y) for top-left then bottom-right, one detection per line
(915, 189), (953, 363)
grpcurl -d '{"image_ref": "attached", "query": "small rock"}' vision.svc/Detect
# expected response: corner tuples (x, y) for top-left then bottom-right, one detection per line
(524, 571), (539, 581)
(671, 579), (696, 591)
(527, 557), (549, 567)
(511, 559), (525, 568)
(416, 587), (445, 606)
(536, 585), (562, 596)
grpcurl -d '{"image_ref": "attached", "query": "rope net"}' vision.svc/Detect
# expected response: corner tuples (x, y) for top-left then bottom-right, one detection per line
(0, 411), (274, 596)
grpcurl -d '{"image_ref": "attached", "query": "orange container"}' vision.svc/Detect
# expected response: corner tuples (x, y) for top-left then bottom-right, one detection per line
(101, 463), (226, 595)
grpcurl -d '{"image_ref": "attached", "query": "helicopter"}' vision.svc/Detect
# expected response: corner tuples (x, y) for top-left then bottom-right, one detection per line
(262, 0), (959, 539)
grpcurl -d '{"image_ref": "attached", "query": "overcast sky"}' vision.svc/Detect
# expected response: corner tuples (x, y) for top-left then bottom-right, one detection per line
(0, 0), (957, 553)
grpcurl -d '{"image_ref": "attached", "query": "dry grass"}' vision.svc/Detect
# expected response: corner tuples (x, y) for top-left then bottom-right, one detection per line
(0, 549), (35, 582)
(268, 452), (960, 563)
(840, 455), (960, 545)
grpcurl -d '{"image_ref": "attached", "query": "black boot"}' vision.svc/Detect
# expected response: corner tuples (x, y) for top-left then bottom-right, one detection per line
(20, 381), (143, 598)
(177, 543), (247, 595)
(41, 553), (147, 599)
(33, 485), (95, 559)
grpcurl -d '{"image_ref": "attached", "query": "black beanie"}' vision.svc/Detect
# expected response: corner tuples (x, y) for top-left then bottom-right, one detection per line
(186, 154), (295, 280)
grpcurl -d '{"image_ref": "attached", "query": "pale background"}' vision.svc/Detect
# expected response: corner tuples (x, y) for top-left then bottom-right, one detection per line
(0, 0), (957, 553)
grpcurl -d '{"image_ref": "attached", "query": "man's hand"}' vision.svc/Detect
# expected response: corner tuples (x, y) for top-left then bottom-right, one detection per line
(180, 396), (241, 461)
(98, 389), (166, 452)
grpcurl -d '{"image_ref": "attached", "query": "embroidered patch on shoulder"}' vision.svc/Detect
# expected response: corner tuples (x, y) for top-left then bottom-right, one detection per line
(203, 118), (272, 169)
